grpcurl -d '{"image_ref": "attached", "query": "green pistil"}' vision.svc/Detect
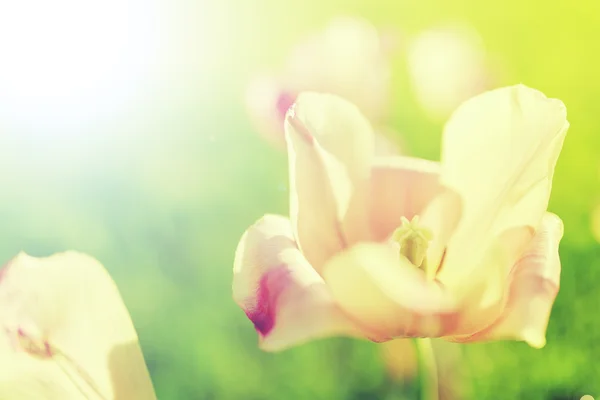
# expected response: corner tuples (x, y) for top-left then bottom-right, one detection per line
(392, 215), (433, 269)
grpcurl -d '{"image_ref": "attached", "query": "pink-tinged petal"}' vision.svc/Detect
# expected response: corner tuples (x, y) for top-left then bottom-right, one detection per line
(245, 75), (297, 148)
(285, 113), (350, 270)
(369, 156), (445, 241)
(322, 242), (460, 340)
(290, 92), (374, 183)
(233, 214), (363, 351)
(0, 252), (156, 400)
(447, 213), (563, 348)
(285, 93), (375, 269)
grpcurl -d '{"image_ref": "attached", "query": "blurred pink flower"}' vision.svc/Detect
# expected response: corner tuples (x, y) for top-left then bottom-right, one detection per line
(233, 85), (567, 351)
(0, 252), (156, 399)
(407, 24), (494, 119)
(246, 17), (401, 153)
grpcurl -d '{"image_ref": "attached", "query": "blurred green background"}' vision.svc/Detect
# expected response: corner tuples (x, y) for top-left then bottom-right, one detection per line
(0, 0), (599, 399)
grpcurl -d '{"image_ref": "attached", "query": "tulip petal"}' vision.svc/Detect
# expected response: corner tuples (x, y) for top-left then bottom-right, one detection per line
(285, 92), (375, 269)
(372, 128), (403, 156)
(233, 214), (363, 351)
(245, 75), (296, 148)
(0, 252), (156, 400)
(448, 213), (563, 348)
(437, 85), (569, 290)
(322, 242), (460, 340)
(440, 224), (534, 338)
(368, 156), (448, 242)
(419, 189), (463, 279)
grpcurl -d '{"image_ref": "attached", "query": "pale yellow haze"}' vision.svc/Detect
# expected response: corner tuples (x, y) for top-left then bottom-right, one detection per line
(0, 252), (156, 399)
(233, 84), (568, 352)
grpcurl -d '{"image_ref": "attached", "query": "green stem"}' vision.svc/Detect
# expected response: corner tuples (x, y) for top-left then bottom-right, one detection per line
(414, 338), (439, 400)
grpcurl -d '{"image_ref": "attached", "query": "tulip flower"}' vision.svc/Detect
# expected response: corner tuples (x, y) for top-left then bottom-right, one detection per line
(407, 24), (493, 119)
(0, 252), (156, 399)
(233, 84), (567, 353)
(245, 17), (400, 153)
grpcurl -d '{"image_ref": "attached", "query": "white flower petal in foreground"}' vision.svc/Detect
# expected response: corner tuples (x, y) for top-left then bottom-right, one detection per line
(0, 252), (156, 400)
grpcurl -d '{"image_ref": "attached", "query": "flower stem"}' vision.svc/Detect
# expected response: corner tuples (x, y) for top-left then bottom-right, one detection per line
(414, 338), (439, 400)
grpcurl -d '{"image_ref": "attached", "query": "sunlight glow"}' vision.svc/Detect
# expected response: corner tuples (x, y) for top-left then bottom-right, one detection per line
(0, 0), (161, 132)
